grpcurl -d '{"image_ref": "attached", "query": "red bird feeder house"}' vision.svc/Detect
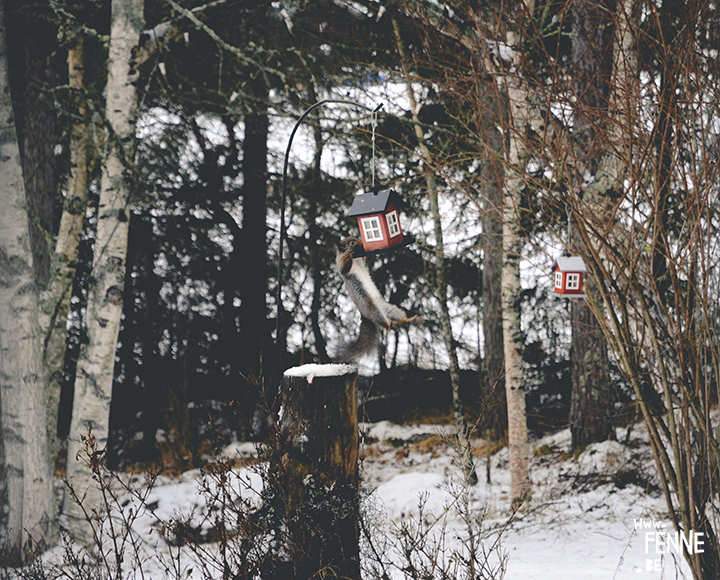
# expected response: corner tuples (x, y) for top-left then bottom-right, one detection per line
(553, 256), (587, 297)
(348, 189), (407, 255)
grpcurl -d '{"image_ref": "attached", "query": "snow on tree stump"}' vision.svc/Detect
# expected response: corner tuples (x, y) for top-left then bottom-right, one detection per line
(278, 363), (360, 579)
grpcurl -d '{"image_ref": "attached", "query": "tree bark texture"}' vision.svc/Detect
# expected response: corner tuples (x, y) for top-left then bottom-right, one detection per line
(467, 7), (535, 507)
(43, 37), (94, 450)
(278, 364), (360, 580)
(63, 0), (143, 546)
(5, 0), (59, 290)
(0, 0), (54, 560)
(470, 60), (508, 442)
(501, 31), (532, 509)
(501, 174), (530, 509)
(480, 125), (507, 443)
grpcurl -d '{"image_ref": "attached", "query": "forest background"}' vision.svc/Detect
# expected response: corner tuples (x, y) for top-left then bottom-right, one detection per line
(0, 0), (719, 578)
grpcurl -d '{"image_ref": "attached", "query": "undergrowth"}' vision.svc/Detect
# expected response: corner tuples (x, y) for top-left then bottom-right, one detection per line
(1, 433), (507, 580)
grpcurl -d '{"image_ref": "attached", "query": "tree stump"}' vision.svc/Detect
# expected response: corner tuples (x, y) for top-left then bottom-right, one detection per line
(278, 363), (359, 579)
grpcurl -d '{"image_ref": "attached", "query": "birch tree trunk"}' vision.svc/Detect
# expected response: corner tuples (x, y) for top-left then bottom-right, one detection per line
(501, 149), (530, 509)
(393, 18), (477, 486)
(6, 6), (58, 291)
(42, 35), (95, 451)
(500, 31), (531, 510)
(63, 0), (143, 546)
(0, 0), (54, 561)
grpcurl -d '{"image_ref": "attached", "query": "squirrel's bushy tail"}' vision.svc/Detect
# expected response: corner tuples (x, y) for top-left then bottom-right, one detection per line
(334, 316), (380, 363)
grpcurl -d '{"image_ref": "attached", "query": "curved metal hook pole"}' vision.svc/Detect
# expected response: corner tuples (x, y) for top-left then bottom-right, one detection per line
(274, 99), (382, 361)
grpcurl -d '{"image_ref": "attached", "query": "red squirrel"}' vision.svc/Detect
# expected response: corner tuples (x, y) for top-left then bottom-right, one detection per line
(334, 237), (421, 362)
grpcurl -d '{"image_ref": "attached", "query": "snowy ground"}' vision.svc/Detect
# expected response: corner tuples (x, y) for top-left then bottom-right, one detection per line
(357, 421), (691, 580)
(38, 420), (692, 579)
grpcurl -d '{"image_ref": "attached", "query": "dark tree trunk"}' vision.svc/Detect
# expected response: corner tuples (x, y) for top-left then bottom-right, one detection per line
(239, 76), (270, 379)
(116, 215), (164, 463)
(569, 300), (613, 449)
(568, 0), (614, 451)
(276, 364), (360, 580)
(471, 59), (508, 446)
(308, 219), (330, 363)
(308, 92), (330, 364)
(481, 129), (507, 443)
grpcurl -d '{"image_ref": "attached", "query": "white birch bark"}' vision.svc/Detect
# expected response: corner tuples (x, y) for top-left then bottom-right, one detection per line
(500, 30), (531, 509)
(501, 116), (531, 509)
(0, 0), (54, 559)
(42, 36), (94, 451)
(63, 0), (143, 546)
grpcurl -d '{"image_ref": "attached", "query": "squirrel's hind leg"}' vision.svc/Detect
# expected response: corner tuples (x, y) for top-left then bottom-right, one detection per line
(388, 314), (423, 329)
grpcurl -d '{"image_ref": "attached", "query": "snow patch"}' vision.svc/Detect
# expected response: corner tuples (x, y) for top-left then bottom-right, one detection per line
(577, 439), (629, 474)
(375, 472), (453, 520)
(361, 420), (455, 442)
(284, 363), (357, 382)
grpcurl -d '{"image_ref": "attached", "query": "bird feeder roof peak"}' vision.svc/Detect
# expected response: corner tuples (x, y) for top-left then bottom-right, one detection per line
(348, 188), (402, 217)
(554, 256), (587, 272)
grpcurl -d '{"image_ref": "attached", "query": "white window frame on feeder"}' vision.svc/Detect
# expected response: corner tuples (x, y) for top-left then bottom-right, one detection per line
(566, 272), (581, 291)
(361, 216), (384, 242)
(554, 270), (563, 289)
(386, 210), (401, 238)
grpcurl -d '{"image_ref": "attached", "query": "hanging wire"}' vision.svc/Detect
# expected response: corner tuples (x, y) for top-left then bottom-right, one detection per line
(275, 99), (382, 366)
(566, 203), (572, 256)
(371, 107), (378, 188)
